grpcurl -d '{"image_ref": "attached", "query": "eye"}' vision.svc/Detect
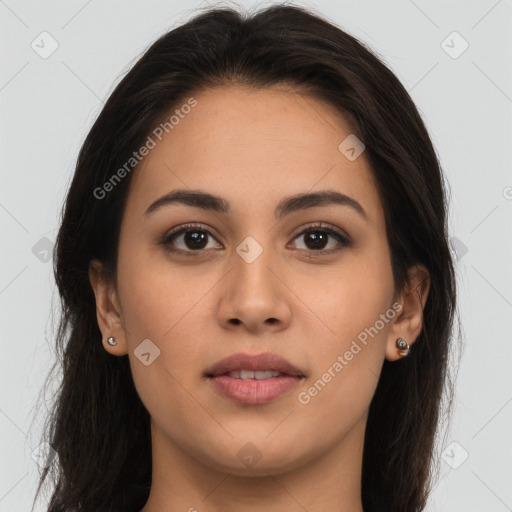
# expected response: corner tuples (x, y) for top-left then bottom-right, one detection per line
(160, 221), (351, 256)
(289, 222), (351, 254)
(160, 223), (222, 256)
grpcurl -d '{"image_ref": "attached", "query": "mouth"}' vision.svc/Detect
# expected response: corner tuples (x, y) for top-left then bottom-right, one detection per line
(221, 369), (291, 379)
(205, 352), (306, 379)
(205, 352), (305, 405)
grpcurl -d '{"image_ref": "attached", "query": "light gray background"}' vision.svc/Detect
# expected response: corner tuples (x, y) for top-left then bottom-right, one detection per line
(1, 0), (511, 510)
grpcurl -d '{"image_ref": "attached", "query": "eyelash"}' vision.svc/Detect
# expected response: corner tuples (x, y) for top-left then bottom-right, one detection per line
(159, 222), (352, 258)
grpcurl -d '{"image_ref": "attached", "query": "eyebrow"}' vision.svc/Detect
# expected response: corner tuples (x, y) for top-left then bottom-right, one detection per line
(144, 189), (368, 221)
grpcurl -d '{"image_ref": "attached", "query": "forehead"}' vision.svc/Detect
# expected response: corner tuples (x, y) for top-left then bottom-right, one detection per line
(124, 84), (383, 226)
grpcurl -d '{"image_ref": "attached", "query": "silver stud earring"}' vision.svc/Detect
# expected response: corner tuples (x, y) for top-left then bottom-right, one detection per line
(395, 337), (409, 357)
(106, 336), (117, 347)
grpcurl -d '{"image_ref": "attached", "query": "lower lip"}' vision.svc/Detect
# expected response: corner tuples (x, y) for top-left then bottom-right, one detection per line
(209, 375), (302, 405)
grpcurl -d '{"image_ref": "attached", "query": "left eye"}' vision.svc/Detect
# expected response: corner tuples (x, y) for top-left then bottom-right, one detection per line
(161, 222), (350, 255)
(291, 226), (350, 252)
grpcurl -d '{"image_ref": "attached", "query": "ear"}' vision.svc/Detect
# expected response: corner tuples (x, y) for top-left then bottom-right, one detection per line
(89, 259), (128, 356)
(385, 264), (430, 362)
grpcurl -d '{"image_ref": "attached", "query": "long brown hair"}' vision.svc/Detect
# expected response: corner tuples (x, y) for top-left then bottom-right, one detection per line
(33, 4), (459, 511)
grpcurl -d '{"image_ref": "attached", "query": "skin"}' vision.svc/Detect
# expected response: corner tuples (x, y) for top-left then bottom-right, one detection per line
(89, 84), (429, 512)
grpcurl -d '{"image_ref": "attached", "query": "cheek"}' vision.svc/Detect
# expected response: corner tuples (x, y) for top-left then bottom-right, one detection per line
(117, 258), (210, 423)
(292, 249), (394, 340)
(115, 253), (217, 406)
(116, 244), (210, 340)
(292, 254), (393, 419)
(296, 295), (390, 433)
(296, 358), (378, 446)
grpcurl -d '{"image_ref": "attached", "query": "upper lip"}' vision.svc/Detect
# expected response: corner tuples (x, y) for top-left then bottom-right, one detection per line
(205, 352), (305, 377)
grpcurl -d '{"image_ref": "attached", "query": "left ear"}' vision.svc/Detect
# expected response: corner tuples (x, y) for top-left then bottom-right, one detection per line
(385, 264), (430, 361)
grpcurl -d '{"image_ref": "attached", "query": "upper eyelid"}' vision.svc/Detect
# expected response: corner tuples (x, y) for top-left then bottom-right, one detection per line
(164, 222), (222, 242)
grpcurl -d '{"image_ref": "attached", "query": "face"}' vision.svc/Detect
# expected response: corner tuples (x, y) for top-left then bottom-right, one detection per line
(94, 84), (408, 476)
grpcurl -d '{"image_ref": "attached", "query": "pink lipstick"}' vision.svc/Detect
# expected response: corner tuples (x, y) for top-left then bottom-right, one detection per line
(205, 352), (305, 405)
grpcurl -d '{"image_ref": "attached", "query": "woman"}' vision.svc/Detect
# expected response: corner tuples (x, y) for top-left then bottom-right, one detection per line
(34, 4), (458, 511)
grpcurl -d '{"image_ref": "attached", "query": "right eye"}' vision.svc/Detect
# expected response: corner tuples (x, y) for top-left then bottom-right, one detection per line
(160, 223), (222, 255)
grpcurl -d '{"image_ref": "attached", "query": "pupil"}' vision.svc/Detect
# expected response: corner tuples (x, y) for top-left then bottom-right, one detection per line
(307, 231), (326, 250)
(186, 231), (207, 249)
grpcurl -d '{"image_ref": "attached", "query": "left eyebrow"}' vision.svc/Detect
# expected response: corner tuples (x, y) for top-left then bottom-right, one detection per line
(144, 189), (368, 222)
(275, 190), (368, 221)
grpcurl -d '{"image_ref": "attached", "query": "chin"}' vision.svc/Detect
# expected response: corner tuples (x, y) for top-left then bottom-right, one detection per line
(191, 436), (312, 477)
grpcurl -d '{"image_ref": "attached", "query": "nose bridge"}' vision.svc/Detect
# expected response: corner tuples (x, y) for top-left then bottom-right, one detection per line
(216, 221), (294, 332)
(221, 231), (287, 323)
(232, 233), (277, 294)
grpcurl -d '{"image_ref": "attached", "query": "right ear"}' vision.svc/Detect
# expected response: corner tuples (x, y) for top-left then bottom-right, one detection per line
(88, 259), (128, 356)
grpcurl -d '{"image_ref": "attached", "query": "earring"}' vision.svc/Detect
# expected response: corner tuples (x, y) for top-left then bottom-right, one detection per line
(106, 336), (117, 347)
(395, 337), (409, 357)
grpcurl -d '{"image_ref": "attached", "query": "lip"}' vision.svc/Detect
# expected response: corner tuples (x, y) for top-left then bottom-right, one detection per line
(205, 352), (305, 405)
(205, 352), (305, 377)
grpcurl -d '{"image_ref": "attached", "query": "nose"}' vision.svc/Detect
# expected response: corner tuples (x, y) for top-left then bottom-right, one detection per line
(217, 242), (292, 334)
